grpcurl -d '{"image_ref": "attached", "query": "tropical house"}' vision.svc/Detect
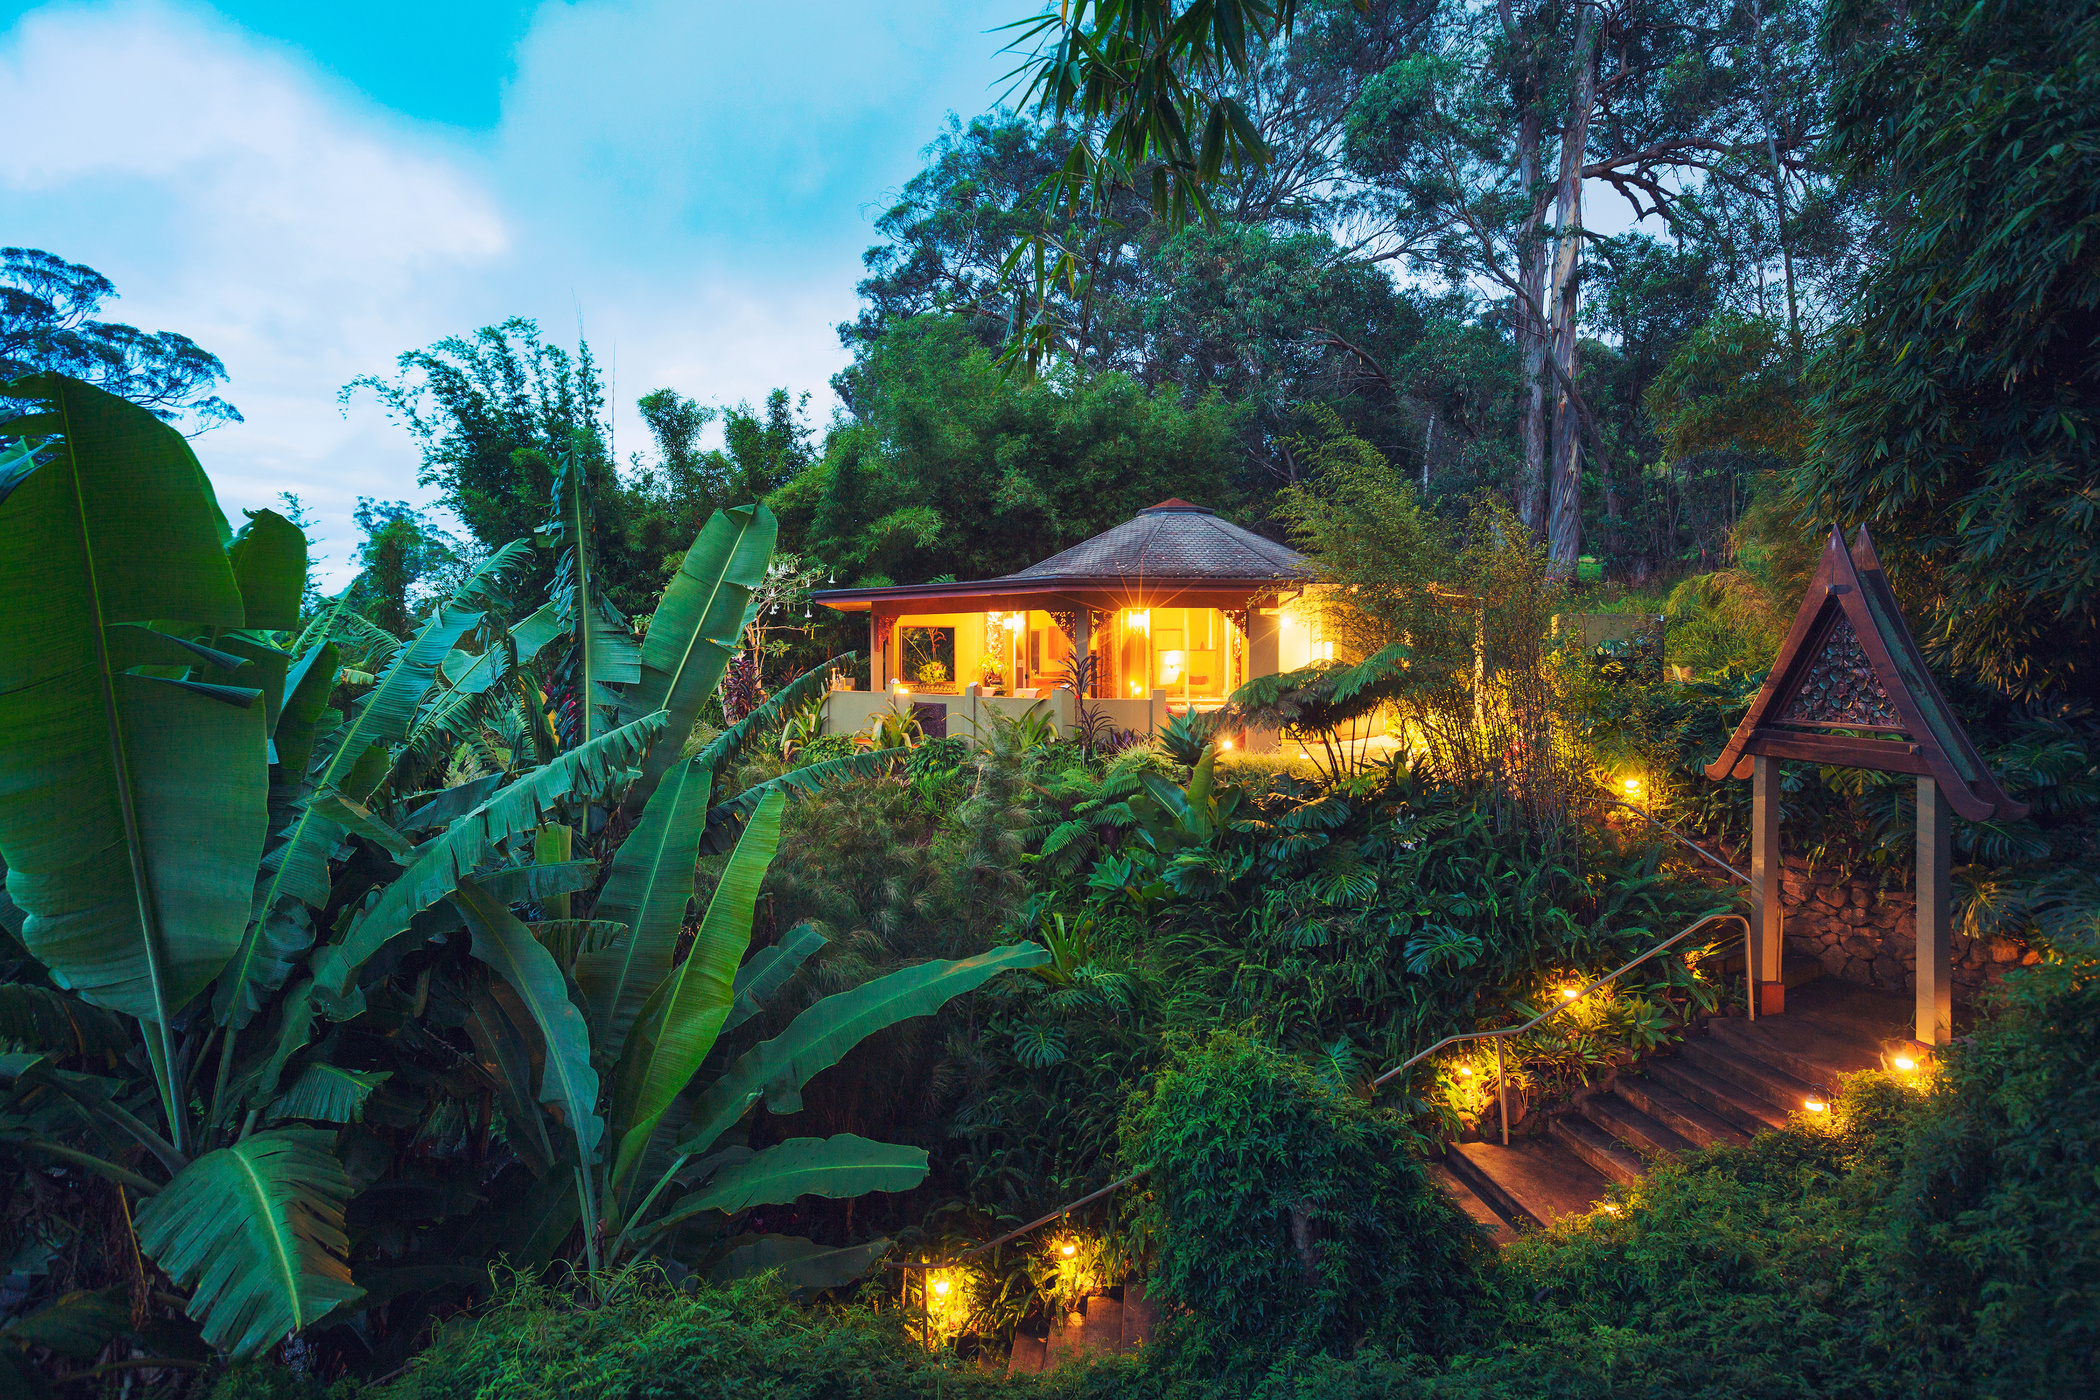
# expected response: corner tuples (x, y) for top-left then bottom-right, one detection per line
(812, 500), (1320, 748)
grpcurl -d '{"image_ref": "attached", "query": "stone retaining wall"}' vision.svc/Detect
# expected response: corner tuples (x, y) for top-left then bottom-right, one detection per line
(1779, 856), (2036, 1000)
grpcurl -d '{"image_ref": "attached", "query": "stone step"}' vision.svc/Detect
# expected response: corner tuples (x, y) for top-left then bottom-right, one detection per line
(1039, 1309), (1088, 1371)
(1444, 1139), (1609, 1230)
(1708, 1015), (1883, 1088)
(1429, 1160), (1517, 1246)
(1785, 1003), (1907, 1058)
(1646, 1056), (1790, 1133)
(1613, 1073), (1755, 1149)
(1121, 1281), (1157, 1351)
(1582, 1091), (1697, 1159)
(1007, 1333), (1047, 1375)
(1549, 1113), (1649, 1189)
(1081, 1296), (1123, 1357)
(1680, 1035), (1819, 1114)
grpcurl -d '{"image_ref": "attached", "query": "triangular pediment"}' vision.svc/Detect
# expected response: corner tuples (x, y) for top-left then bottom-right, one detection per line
(1703, 526), (2027, 822)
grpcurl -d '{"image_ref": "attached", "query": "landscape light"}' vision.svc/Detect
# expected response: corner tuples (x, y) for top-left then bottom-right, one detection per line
(1623, 777), (1641, 796)
(1892, 1055), (1917, 1072)
(1561, 987), (1581, 1000)
(1219, 738), (1235, 751)
(1456, 1065), (1473, 1077)
(1060, 1241), (1077, 1257)
(1804, 1087), (1830, 1113)
(932, 1278), (950, 1296)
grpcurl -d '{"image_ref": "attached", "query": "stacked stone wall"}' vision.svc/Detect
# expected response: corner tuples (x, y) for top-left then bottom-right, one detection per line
(1778, 857), (2037, 999)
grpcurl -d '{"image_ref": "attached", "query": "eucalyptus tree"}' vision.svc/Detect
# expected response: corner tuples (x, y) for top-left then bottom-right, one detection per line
(1340, 0), (1826, 574)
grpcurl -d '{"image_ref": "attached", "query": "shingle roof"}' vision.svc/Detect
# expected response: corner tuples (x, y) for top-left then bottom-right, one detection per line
(1004, 501), (1310, 583)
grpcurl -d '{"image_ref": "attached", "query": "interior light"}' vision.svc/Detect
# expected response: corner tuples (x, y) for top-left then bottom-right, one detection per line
(1130, 681), (1144, 696)
(1005, 611), (1025, 633)
(1319, 641), (1334, 660)
(1125, 609), (1151, 636)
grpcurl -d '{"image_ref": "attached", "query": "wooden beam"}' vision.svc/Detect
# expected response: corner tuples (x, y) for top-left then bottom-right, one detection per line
(1741, 730), (1934, 774)
(1917, 778), (1953, 1044)
(1752, 756), (1785, 1015)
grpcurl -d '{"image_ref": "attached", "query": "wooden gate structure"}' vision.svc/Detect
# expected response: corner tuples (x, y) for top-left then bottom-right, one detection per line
(1703, 527), (2027, 1045)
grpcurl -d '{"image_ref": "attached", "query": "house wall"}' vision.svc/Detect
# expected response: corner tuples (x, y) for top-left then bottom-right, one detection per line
(823, 686), (1076, 745)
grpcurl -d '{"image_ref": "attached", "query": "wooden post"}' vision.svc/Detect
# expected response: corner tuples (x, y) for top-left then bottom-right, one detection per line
(869, 613), (886, 691)
(1751, 755), (1785, 1015)
(1916, 777), (1953, 1044)
(1071, 607), (1091, 695)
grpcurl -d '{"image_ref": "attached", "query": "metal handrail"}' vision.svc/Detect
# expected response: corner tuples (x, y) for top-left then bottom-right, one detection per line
(1583, 795), (1750, 885)
(886, 1171), (1147, 1275)
(1369, 910), (1756, 1144)
(889, 810), (1756, 1278)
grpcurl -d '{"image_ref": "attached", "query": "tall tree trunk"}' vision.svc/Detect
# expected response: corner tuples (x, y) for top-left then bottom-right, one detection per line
(1546, 9), (1599, 581)
(1516, 104), (1549, 539)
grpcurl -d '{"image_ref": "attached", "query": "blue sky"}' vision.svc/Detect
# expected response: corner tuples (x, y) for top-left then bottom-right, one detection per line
(1, 0), (1016, 582)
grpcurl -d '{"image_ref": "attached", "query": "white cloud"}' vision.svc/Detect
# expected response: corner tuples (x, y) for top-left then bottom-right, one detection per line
(2, 0), (1005, 584)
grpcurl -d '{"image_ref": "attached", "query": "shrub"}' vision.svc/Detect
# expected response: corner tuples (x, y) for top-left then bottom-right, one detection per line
(1118, 1031), (1491, 1363)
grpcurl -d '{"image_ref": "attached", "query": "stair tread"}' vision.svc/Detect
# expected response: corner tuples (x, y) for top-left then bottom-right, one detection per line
(1008, 1334), (1047, 1375)
(1447, 1139), (1609, 1227)
(1648, 1056), (1791, 1132)
(1081, 1296), (1123, 1357)
(1551, 1113), (1649, 1188)
(1709, 1015), (1884, 1079)
(1122, 1281), (1157, 1351)
(1682, 1035), (1818, 1112)
(1582, 1092), (1696, 1157)
(1040, 1311), (1086, 1371)
(1430, 1161), (1517, 1246)
(1614, 1073), (1754, 1149)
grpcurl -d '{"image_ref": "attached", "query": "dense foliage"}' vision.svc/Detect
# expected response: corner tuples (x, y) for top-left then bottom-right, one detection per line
(1802, 0), (2100, 699)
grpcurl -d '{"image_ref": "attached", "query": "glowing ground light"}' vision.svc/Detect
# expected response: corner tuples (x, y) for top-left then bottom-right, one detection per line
(1561, 987), (1581, 1000)
(1219, 738), (1235, 751)
(1804, 1088), (1830, 1113)
(1892, 1056), (1917, 1072)
(1457, 1066), (1474, 1077)
(1623, 778), (1641, 796)
(1060, 1242), (1077, 1257)
(932, 1279), (951, 1296)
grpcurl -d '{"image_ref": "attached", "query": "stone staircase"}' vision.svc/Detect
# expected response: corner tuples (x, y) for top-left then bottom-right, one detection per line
(1437, 978), (1918, 1233)
(1003, 1282), (1158, 1374)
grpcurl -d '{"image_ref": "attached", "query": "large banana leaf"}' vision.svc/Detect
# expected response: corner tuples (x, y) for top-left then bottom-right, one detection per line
(678, 943), (1049, 1157)
(578, 753), (713, 1062)
(640, 1135), (926, 1238)
(0, 378), (268, 1065)
(606, 791), (785, 1195)
(722, 922), (827, 1035)
(462, 980), (554, 1176)
(713, 1234), (892, 1290)
(310, 606), (483, 797)
(620, 505), (775, 812)
(0, 984), (133, 1055)
(271, 642), (340, 784)
(226, 508), (307, 633)
(309, 711), (666, 999)
(551, 453), (639, 745)
(269, 1063), (390, 1123)
(134, 1127), (363, 1357)
(452, 879), (603, 1172)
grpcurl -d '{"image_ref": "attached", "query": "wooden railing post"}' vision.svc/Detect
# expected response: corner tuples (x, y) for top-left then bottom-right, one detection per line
(1751, 755), (1785, 1016)
(1916, 777), (1953, 1044)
